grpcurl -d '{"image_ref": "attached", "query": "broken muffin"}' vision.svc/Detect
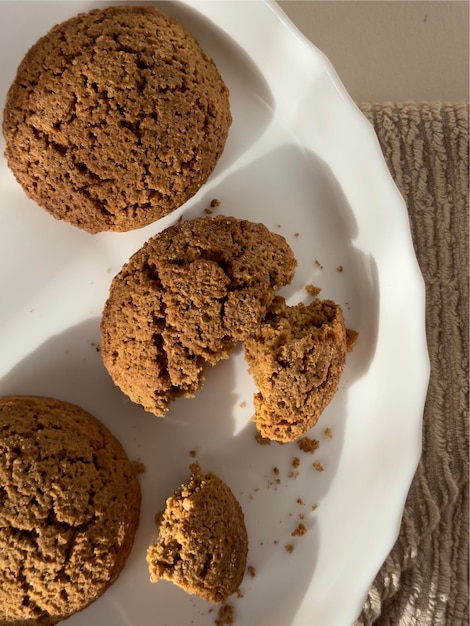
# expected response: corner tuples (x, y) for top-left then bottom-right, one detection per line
(243, 295), (356, 443)
(146, 463), (248, 603)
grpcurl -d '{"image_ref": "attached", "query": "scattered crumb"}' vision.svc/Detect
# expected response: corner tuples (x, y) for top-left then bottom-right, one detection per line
(204, 207), (213, 215)
(288, 471), (299, 479)
(273, 467), (280, 476)
(277, 224), (282, 229)
(215, 603), (234, 626)
(285, 544), (294, 553)
(314, 259), (323, 269)
(312, 462), (324, 472)
(133, 460), (146, 474)
(236, 589), (244, 599)
(297, 497), (304, 505)
(292, 457), (300, 468)
(312, 504), (318, 511)
(255, 432), (271, 445)
(299, 513), (305, 520)
(177, 214), (184, 223)
(291, 523), (307, 537)
(305, 284), (321, 297)
(294, 232), (299, 238)
(324, 427), (334, 439)
(297, 437), (320, 454)
(239, 401), (246, 408)
(336, 265), (343, 272)
(247, 565), (256, 578)
(189, 449), (197, 458)
(210, 198), (221, 208)
(273, 539), (279, 544)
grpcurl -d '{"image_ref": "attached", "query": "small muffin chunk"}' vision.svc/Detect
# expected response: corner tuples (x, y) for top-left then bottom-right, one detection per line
(243, 296), (354, 442)
(2, 6), (231, 232)
(0, 395), (141, 625)
(100, 215), (297, 416)
(146, 463), (248, 603)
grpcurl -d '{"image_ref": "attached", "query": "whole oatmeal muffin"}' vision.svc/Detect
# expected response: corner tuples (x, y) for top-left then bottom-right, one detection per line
(243, 296), (355, 443)
(146, 463), (248, 603)
(2, 6), (231, 233)
(0, 395), (141, 625)
(100, 215), (297, 417)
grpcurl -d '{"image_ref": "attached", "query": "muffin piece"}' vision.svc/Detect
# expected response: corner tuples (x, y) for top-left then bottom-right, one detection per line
(146, 463), (248, 603)
(2, 6), (231, 233)
(243, 296), (353, 443)
(0, 395), (141, 625)
(100, 215), (297, 417)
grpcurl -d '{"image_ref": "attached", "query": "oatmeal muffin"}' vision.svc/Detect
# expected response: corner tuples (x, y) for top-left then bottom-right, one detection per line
(2, 6), (231, 233)
(100, 215), (297, 416)
(0, 395), (141, 625)
(243, 296), (354, 442)
(146, 463), (248, 603)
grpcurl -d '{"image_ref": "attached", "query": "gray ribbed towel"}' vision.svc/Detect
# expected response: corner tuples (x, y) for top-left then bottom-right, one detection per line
(356, 103), (469, 626)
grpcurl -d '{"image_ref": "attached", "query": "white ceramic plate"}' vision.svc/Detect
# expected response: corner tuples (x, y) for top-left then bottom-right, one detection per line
(0, 2), (430, 625)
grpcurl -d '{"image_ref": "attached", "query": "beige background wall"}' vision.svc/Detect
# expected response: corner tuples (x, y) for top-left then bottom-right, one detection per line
(277, 1), (469, 103)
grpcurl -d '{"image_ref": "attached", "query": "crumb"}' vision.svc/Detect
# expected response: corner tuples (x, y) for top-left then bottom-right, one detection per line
(133, 460), (146, 474)
(297, 437), (320, 454)
(285, 544), (294, 553)
(255, 432), (271, 445)
(311, 504), (318, 511)
(336, 265), (343, 272)
(288, 471), (299, 479)
(204, 207), (213, 215)
(273, 539), (279, 544)
(294, 232), (299, 238)
(305, 284), (321, 297)
(346, 328), (359, 352)
(314, 259), (323, 269)
(312, 462), (324, 472)
(324, 427), (334, 439)
(273, 467), (280, 476)
(177, 214), (184, 223)
(247, 565), (256, 578)
(189, 449), (197, 458)
(210, 198), (221, 208)
(215, 603), (234, 626)
(189, 461), (201, 474)
(291, 523), (307, 537)
(236, 589), (243, 599)
(239, 401), (246, 408)
(297, 498), (304, 505)
(277, 224), (282, 229)
(292, 457), (300, 468)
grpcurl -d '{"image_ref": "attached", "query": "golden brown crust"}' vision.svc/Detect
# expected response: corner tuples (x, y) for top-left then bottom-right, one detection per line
(0, 395), (141, 625)
(100, 216), (297, 416)
(243, 296), (349, 442)
(2, 6), (231, 232)
(146, 463), (248, 603)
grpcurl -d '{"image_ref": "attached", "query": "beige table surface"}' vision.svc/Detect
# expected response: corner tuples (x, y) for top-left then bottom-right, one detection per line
(278, 1), (469, 102)
(277, 3), (469, 626)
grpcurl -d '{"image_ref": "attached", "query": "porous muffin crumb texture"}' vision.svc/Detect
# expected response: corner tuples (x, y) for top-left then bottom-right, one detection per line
(243, 295), (352, 442)
(0, 395), (141, 625)
(2, 6), (231, 233)
(101, 215), (297, 416)
(146, 463), (248, 604)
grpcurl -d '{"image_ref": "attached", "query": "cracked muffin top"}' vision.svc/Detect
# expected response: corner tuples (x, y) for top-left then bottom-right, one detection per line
(100, 215), (297, 417)
(2, 5), (231, 233)
(0, 395), (141, 625)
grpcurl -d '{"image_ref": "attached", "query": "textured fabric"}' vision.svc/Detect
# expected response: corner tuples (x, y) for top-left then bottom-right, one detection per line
(355, 103), (469, 626)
